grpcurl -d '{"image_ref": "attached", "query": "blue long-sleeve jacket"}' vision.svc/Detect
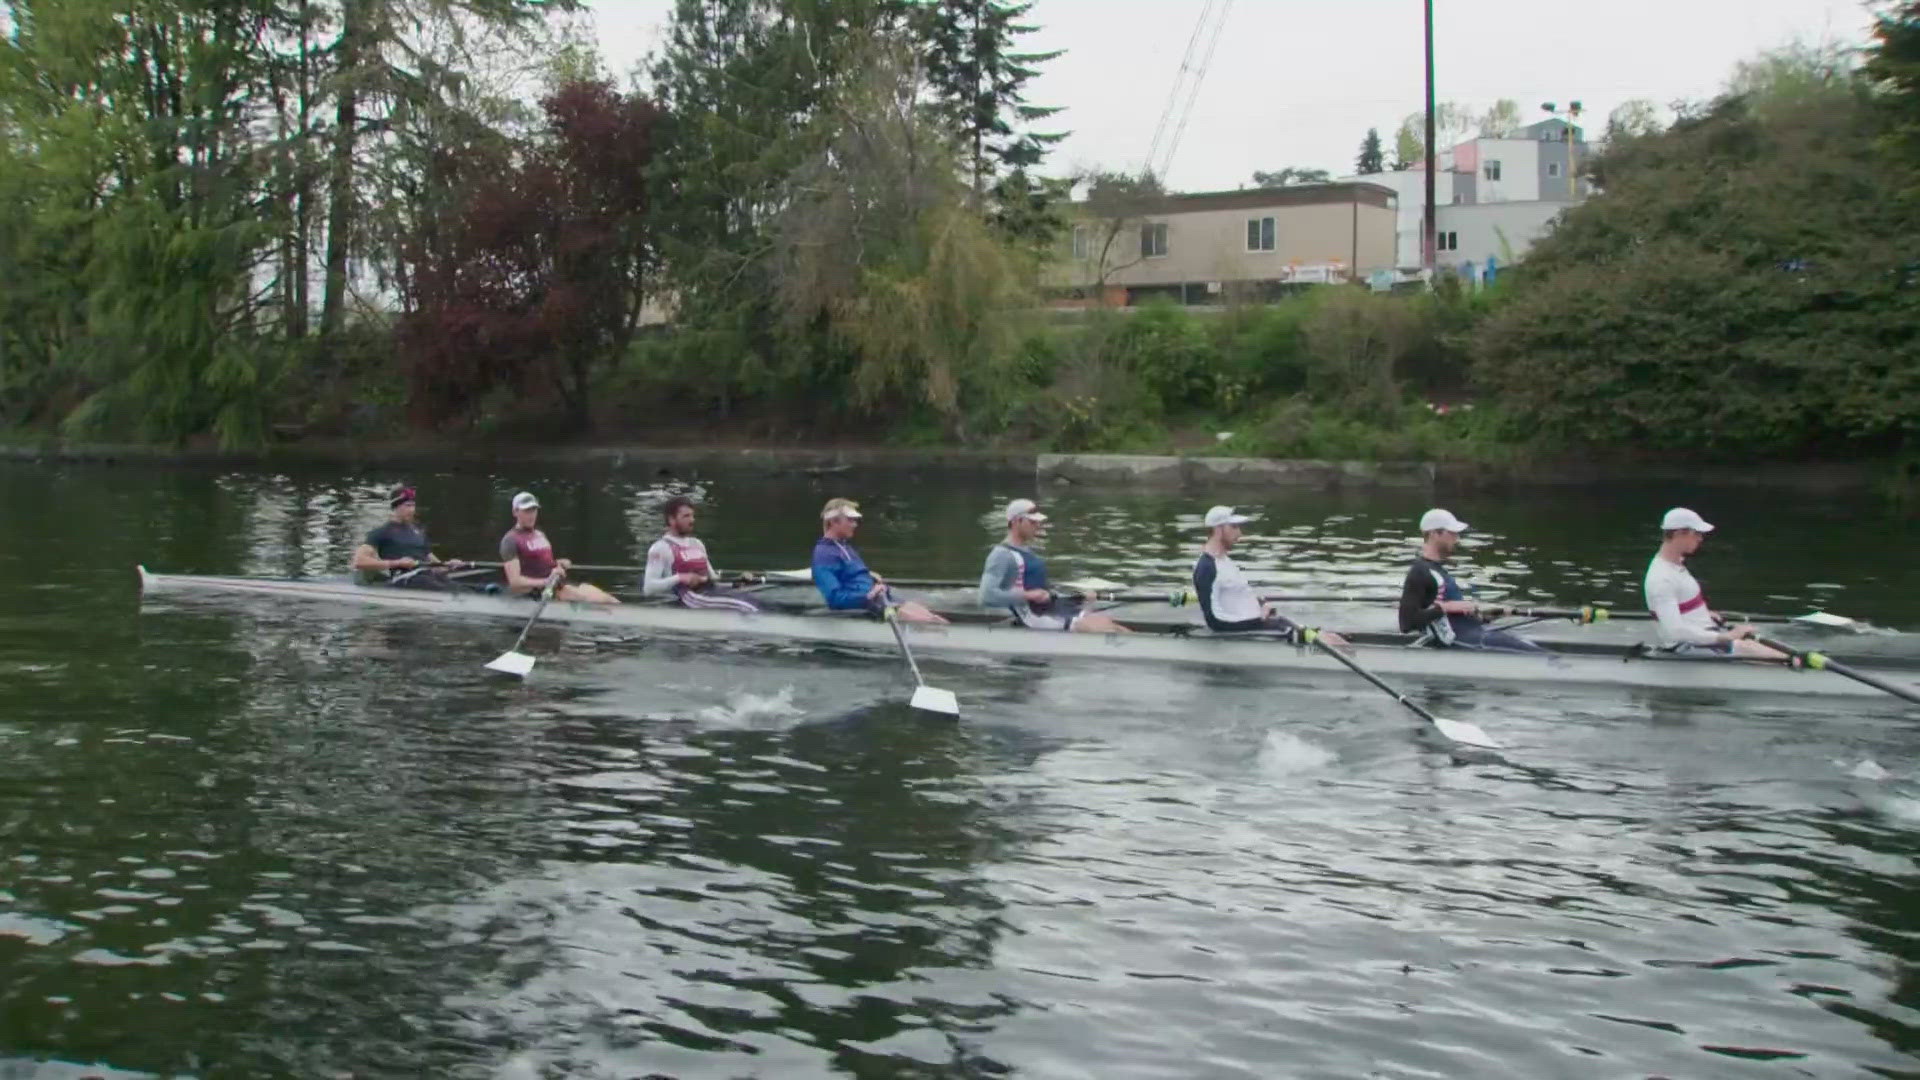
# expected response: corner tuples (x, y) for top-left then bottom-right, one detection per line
(812, 536), (876, 610)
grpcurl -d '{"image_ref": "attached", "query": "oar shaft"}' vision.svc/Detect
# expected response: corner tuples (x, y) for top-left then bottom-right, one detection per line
(471, 561), (641, 575)
(886, 610), (927, 686)
(1306, 633), (1443, 726)
(508, 582), (558, 652)
(1753, 635), (1920, 705)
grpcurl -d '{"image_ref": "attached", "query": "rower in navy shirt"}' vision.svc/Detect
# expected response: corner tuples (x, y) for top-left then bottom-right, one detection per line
(1398, 508), (1545, 653)
(811, 498), (946, 623)
(351, 485), (467, 589)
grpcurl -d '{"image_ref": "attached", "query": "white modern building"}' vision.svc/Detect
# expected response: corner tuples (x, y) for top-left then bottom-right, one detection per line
(1336, 117), (1592, 277)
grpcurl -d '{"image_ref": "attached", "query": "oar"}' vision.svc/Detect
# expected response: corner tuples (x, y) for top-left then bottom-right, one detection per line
(1083, 590), (1861, 629)
(484, 579), (559, 678)
(1299, 629), (1500, 749)
(1749, 635), (1920, 705)
(760, 568), (979, 590)
(883, 607), (959, 716)
(1495, 605), (1857, 628)
(470, 560), (642, 576)
(1088, 588), (1412, 606)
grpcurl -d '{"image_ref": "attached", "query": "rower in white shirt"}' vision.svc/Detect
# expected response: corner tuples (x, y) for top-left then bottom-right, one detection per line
(1191, 506), (1347, 647)
(1644, 507), (1791, 661)
(643, 495), (762, 613)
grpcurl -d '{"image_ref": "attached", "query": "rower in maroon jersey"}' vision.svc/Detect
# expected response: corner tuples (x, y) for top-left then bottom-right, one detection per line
(498, 491), (618, 604)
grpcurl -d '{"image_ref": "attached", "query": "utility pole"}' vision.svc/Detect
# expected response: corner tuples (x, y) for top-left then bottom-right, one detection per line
(1423, 0), (1436, 273)
(1541, 100), (1584, 200)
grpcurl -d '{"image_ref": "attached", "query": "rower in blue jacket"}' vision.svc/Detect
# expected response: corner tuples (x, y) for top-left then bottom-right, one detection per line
(812, 498), (947, 623)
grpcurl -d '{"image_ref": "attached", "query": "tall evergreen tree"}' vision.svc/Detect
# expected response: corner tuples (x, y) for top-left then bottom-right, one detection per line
(1355, 127), (1384, 174)
(648, 1), (895, 300)
(915, 0), (1066, 241)
(314, 0), (567, 342)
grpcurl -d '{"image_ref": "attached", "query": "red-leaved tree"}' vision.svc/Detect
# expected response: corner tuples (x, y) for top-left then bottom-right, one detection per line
(398, 79), (660, 430)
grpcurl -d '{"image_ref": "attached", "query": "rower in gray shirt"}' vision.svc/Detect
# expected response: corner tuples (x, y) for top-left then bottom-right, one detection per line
(978, 500), (1130, 633)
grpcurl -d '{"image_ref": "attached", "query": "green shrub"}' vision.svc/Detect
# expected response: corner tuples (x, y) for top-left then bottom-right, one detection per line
(1108, 299), (1215, 409)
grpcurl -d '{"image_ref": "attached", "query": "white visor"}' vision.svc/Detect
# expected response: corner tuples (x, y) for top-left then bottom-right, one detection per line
(1005, 498), (1047, 524)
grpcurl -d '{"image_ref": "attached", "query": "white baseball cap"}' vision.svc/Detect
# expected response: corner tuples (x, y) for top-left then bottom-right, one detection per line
(1203, 505), (1253, 528)
(1005, 498), (1048, 524)
(1661, 507), (1714, 533)
(511, 491), (540, 511)
(1419, 508), (1468, 534)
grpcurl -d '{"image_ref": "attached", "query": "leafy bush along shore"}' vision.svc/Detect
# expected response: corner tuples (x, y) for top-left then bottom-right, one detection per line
(612, 285), (1516, 463)
(2, 4), (1919, 466)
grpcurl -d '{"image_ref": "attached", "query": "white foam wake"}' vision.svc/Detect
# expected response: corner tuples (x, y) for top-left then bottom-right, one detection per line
(1256, 730), (1335, 776)
(697, 686), (802, 728)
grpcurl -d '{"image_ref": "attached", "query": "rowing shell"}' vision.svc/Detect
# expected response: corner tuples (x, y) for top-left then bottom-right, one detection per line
(135, 568), (1918, 700)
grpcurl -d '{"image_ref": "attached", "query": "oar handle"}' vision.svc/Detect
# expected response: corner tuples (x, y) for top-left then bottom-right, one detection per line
(1752, 635), (1920, 705)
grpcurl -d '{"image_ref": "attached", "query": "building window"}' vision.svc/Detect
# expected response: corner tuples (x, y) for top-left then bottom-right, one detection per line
(1072, 225), (1089, 260)
(1245, 216), (1275, 252)
(1546, 162), (1561, 178)
(1436, 231), (1458, 252)
(1483, 160), (1502, 182)
(1141, 222), (1169, 258)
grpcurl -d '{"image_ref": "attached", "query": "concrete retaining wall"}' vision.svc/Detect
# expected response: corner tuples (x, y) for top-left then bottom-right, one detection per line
(0, 440), (1888, 493)
(1039, 454), (1436, 490)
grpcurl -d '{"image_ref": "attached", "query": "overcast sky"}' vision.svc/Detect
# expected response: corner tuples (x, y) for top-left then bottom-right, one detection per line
(585, 0), (1877, 193)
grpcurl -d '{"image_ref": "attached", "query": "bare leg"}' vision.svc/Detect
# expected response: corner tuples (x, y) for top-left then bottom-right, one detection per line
(1732, 638), (1791, 662)
(1071, 612), (1132, 634)
(893, 600), (948, 625)
(558, 582), (620, 605)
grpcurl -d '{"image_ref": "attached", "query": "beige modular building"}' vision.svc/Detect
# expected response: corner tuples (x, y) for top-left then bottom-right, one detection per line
(1048, 183), (1400, 305)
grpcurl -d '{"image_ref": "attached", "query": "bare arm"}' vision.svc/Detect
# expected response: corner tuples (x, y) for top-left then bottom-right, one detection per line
(353, 543), (412, 573)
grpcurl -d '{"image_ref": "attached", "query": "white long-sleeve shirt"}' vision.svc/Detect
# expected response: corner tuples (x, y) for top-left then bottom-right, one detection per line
(1644, 555), (1720, 646)
(644, 534), (716, 596)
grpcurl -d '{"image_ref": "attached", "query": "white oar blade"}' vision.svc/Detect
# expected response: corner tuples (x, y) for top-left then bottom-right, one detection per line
(1793, 611), (1857, 629)
(765, 568), (814, 583)
(484, 651), (537, 678)
(1433, 716), (1500, 750)
(910, 685), (960, 717)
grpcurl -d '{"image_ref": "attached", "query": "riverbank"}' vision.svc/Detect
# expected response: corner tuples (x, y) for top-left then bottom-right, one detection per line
(0, 437), (1903, 494)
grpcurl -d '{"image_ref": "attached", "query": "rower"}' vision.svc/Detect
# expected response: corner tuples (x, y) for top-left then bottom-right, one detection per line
(642, 495), (762, 612)
(978, 499), (1130, 633)
(1645, 508), (1790, 660)
(351, 485), (467, 589)
(812, 498), (947, 624)
(1399, 508), (1545, 653)
(498, 491), (619, 604)
(1192, 506), (1346, 646)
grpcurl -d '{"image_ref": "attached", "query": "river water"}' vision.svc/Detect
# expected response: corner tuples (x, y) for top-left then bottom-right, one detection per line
(3, 461), (1919, 1079)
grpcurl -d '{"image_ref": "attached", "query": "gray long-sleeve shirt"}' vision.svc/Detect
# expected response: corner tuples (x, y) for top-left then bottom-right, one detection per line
(979, 542), (1040, 614)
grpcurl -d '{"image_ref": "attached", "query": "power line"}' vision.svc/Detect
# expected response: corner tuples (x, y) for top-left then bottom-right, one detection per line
(1141, 0), (1230, 182)
(1156, 0), (1233, 184)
